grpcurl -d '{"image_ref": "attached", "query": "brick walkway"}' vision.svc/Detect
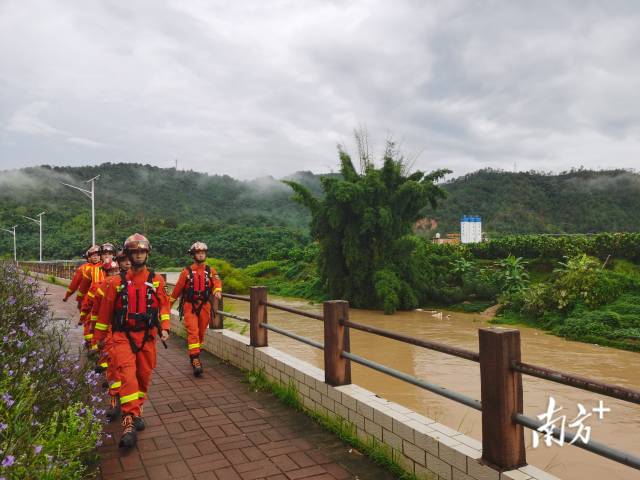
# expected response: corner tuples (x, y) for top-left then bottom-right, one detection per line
(44, 280), (395, 480)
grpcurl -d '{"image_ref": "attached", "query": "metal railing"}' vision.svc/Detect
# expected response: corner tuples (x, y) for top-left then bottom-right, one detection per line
(215, 286), (639, 473)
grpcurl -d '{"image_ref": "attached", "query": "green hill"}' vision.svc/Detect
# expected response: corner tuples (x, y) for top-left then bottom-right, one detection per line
(425, 168), (640, 236)
(1, 164), (639, 266)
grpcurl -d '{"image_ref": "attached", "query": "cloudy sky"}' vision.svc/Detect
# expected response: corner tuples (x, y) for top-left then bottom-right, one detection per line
(1, 0), (639, 179)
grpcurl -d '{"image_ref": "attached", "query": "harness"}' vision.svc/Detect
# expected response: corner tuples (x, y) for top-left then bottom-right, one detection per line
(113, 269), (161, 353)
(179, 265), (211, 318)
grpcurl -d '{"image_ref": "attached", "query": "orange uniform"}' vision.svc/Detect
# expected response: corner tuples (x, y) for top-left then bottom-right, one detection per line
(64, 262), (89, 307)
(170, 263), (222, 357)
(95, 267), (171, 417)
(90, 276), (121, 397)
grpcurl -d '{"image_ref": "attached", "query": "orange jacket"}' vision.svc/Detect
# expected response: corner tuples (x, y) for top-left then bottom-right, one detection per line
(77, 262), (104, 300)
(94, 267), (171, 343)
(169, 263), (222, 305)
(80, 281), (101, 324)
(64, 262), (89, 300)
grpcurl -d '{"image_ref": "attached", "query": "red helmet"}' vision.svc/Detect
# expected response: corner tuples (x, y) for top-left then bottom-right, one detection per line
(86, 244), (101, 256)
(188, 241), (208, 255)
(116, 249), (127, 260)
(100, 243), (116, 255)
(101, 260), (119, 272)
(123, 233), (151, 253)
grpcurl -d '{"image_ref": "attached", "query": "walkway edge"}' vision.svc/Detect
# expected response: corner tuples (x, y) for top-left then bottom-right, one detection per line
(169, 311), (559, 480)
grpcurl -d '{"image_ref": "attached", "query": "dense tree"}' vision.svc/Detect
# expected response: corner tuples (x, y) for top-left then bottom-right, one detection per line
(285, 139), (450, 313)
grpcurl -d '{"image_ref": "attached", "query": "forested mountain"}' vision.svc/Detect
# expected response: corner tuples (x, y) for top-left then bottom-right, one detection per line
(424, 168), (640, 236)
(1, 164), (639, 265)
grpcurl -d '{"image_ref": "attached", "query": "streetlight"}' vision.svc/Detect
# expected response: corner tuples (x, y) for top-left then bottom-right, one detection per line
(1, 225), (17, 262)
(20, 211), (46, 262)
(61, 175), (100, 245)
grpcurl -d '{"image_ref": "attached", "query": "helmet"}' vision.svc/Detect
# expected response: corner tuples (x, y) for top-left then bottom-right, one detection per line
(86, 244), (101, 256)
(100, 242), (116, 255)
(123, 233), (151, 253)
(115, 249), (127, 260)
(101, 260), (119, 272)
(188, 241), (208, 255)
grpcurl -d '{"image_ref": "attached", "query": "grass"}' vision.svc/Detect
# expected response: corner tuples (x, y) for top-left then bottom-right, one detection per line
(244, 368), (429, 480)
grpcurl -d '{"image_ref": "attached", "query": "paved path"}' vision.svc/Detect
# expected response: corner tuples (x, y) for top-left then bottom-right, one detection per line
(44, 280), (395, 480)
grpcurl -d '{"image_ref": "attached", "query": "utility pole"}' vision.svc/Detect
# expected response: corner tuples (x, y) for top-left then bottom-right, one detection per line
(61, 175), (100, 245)
(20, 211), (46, 262)
(1, 225), (17, 262)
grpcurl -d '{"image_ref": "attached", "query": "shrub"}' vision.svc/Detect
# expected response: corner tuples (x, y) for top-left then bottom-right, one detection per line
(0, 263), (104, 479)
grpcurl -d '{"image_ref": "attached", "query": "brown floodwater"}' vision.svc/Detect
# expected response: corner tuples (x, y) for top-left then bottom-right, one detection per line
(222, 296), (639, 480)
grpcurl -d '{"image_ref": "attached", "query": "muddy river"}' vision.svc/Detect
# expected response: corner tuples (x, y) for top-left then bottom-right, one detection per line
(222, 296), (639, 480)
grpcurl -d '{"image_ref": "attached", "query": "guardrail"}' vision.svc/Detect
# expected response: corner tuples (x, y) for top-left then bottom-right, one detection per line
(17, 260), (82, 280)
(216, 286), (640, 473)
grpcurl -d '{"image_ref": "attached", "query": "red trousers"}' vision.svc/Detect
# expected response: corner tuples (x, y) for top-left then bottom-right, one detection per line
(112, 331), (157, 417)
(183, 301), (210, 357)
(82, 314), (93, 343)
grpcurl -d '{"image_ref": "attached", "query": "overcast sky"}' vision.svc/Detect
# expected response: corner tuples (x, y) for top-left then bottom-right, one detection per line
(1, 1), (639, 180)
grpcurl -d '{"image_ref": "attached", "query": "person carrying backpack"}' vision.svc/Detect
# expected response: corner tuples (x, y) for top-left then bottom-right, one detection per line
(169, 242), (222, 377)
(95, 233), (171, 448)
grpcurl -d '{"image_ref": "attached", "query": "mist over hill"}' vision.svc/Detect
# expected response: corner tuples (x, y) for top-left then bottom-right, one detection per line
(1, 163), (638, 264)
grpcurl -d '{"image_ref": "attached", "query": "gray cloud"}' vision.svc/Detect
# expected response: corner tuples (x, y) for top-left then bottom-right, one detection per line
(1, 0), (639, 179)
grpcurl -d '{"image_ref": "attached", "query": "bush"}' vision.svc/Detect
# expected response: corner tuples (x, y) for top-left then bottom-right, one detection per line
(0, 263), (104, 479)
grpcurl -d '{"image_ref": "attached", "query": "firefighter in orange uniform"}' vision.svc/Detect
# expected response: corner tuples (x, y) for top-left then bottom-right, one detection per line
(95, 233), (170, 448)
(78, 243), (116, 347)
(63, 247), (92, 308)
(89, 251), (130, 421)
(169, 242), (222, 377)
(72, 245), (101, 338)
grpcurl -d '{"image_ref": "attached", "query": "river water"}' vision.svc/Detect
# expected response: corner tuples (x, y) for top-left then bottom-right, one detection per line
(222, 296), (639, 480)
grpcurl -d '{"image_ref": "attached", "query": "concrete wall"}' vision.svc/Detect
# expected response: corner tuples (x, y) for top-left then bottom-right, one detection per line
(170, 313), (559, 480)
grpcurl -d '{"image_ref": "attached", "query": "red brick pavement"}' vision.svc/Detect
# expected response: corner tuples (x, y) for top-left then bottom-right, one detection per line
(44, 280), (395, 480)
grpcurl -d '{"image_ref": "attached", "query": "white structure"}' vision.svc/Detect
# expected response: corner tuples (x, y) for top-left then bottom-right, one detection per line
(20, 212), (45, 262)
(460, 215), (482, 243)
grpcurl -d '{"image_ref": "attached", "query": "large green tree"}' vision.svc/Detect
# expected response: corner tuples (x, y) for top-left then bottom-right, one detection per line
(285, 139), (450, 313)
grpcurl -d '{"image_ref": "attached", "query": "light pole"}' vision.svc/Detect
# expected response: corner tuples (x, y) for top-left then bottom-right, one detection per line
(61, 175), (100, 245)
(20, 211), (46, 262)
(1, 225), (17, 262)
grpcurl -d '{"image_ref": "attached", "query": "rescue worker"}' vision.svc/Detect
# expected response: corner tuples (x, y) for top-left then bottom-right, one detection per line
(78, 243), (116, 346)
(169, 242), (222, 377)
(95, 233), (171, 448)
(62, 247), (92, 308)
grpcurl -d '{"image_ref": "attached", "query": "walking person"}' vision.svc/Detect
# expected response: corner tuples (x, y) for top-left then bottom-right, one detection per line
(169, 242), (222, 377)
(95, 233), (171, 448)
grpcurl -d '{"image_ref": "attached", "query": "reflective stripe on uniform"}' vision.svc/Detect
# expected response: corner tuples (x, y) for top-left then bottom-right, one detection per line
(152, 281), (160, 288)
(95, 322), (108, 331)
(84, 334), (93, 340)
(120, 391), (140, 404)
(138, 392), (146, 399)
(87, 291), (95, 298)
(160, 313), (170, 321)
(213, 288), (222, 293)
(90, 344), (98, 351)
(77, 292), (84, 297)
(109, 381), (122, 389)
(188, 343), (200, 350)
(91, 315), (98, 321)
(80, 311), (87, 317)
(99, 362), (108, 368)
(97, 288), (104, 297)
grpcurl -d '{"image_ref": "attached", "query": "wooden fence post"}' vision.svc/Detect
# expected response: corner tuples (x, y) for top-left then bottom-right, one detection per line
(209, 296), (223, 329)
(323, 300), (351, 386)
(479, 327), (526, 470)
(250, 286), (268, 347)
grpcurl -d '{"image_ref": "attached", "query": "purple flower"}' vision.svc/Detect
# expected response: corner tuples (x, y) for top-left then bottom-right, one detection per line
(1, 456), (14, 467)
(1, 394), (14, 408)
(0, 423), (7, 431)
(34, 445), (42, 454)
(7, 297), (16, 305)
(7, 371), (13, 377)
(33, 406), (39, 413)
(19, 357), (26, 365)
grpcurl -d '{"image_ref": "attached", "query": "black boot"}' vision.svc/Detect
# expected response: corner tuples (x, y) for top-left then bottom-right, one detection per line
(191, 356), (203, 377)
(118, 414), (137, 448)
(106, 395), (121, 422)
(133, 416), (146, 431)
